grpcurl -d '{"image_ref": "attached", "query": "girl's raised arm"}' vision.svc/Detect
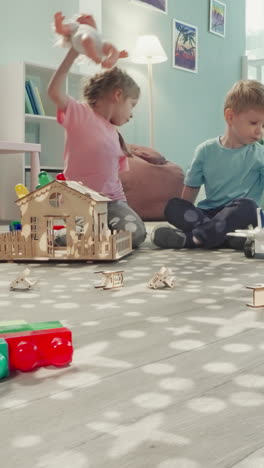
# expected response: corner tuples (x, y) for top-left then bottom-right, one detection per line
(47, 47), (79, 111)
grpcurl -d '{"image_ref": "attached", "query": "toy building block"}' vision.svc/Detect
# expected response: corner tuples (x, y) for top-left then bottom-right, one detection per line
(29, 321), (63, 331)
(95, 270), (124, 290)
(0, 320), (27, 327)
(36, 171), (53, 189)
(1, 327), (73, 372)
(9, 221), (22, 231)
(56, 173), (66, 181)
(9, 268), (38, 291)
(0, 321), (63, 335)
(148, 266), (175, 289)
(0, 338), (9, 379)
(246, 284), (264, 308)
(15, 184), (29, 199)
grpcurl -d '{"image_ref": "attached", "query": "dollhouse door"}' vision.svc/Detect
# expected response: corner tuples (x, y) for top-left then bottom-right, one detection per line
(46, 218), (54, 257)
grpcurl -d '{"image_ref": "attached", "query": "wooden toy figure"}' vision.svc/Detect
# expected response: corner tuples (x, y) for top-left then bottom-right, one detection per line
(54, 11), (128, 68)
(95, 270), (124, 290)
(246, 284), (264, 308)
(10, 268), (38, 291)
(148, 266), (175, 289)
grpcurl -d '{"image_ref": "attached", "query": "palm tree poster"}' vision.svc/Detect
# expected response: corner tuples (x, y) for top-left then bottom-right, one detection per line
(209, 0), (226, 37)
(130, 0), (167, 14)
(173, 20), (198, 73)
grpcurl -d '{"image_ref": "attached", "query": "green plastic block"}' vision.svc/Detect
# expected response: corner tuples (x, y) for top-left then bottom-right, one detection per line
(0, 338), (9, 379)
(38, 171), (53, 187)
(0, 320), (27, 326)
(29, 321), (63, 331)
(0, 324), (31, 334)
(0, 321), (63, 335)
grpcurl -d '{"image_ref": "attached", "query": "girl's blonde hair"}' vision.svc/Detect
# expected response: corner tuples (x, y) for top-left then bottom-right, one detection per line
(83, 67), (140, 107)
(224, 79), (264, 113)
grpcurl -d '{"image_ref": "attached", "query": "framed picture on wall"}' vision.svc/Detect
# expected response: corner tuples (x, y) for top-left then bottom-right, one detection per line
(172, 19), (198, 73)
(130, 0), (167, 14)
(209, 0), (226, 37)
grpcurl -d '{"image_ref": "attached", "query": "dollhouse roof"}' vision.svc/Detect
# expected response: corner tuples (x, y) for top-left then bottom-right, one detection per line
(16, 180), (111, 205)
(64, 181), (111, 201)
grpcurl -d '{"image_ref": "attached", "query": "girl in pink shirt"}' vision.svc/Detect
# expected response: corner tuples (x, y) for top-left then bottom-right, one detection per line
(48, 14), (146, 248)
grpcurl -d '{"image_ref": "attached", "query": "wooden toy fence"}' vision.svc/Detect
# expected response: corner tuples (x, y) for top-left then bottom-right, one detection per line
(73, 229), (132, 260)
(112, 230), (132, 259)
(0, 232), (32, 259)
(0, 229), (131, 261)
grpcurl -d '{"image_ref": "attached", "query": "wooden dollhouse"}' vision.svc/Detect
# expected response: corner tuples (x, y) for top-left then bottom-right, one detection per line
(0, 180), (132, 261)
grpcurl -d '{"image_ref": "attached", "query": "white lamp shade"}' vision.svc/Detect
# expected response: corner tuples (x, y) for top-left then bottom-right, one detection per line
(131, 35), (168, 64)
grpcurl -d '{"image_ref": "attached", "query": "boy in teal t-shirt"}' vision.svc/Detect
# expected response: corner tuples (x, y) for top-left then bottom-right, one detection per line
(152, 79), (264, 250)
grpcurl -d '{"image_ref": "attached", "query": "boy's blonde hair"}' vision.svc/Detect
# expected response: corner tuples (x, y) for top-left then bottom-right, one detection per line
(83, 67), (140, 107)
(224, 79), (264, 113)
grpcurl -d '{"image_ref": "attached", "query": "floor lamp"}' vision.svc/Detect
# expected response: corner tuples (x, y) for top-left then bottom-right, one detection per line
(131, 35), (167, 148)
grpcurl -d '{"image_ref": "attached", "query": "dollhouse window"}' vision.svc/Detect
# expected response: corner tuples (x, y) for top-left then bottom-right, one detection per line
(30, 217), (38, 240)
(49, 192), (63, 208)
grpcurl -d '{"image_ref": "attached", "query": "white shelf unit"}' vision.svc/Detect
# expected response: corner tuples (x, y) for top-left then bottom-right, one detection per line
(242, 55), (264, 83)
(0, 62), (86, 220)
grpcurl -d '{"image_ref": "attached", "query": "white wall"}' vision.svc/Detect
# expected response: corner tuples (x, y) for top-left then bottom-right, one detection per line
(1, 0), (101, 69)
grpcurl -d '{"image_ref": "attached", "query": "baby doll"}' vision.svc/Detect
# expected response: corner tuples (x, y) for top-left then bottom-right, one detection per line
(54, 12), (128, 68)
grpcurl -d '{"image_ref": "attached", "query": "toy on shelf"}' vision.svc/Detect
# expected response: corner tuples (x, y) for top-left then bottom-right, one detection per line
(95, 270), (124, 290)
(148, 266), (175, 289)
(9, 268), (38, 291)
(227, 208), (264, 258)
(0, 325), (73, 378)
(246, 284), (264, 308)
(54, 11), (128, 68)
(0, 179), (132, 262)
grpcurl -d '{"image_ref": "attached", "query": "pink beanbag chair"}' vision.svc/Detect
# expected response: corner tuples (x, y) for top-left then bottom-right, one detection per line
(120, 144), (184, 221)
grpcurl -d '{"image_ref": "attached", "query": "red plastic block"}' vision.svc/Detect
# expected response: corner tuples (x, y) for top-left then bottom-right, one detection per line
(1, 328), (73, 372)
